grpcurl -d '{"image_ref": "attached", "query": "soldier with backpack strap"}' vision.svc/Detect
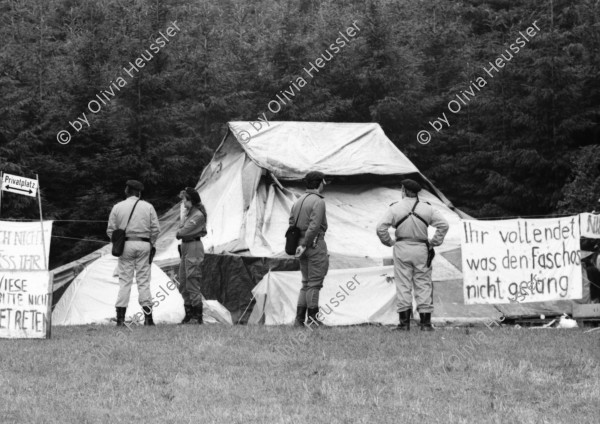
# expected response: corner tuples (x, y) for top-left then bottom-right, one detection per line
(107, 180), (160, 326)
(289, 171), (330, 328)
(376, 179), (449, 331)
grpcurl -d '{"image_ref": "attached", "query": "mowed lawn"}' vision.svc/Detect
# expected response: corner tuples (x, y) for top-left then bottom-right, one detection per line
(1, 324), (598, 424)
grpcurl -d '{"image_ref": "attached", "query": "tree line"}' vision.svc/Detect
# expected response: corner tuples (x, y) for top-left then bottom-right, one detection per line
(0, 0), (599, 268)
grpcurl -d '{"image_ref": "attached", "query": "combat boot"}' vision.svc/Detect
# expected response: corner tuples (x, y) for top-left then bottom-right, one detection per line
(420, 312), (434, 331)
(306, 307), (323, 329)
(294, 306), (307, 327)
(143, 305), (155, 326)
(194, 303), (204, 324)
(393, 310), (410, 331)
(180, 304), (192, 324)
(116, 307), (126, 326)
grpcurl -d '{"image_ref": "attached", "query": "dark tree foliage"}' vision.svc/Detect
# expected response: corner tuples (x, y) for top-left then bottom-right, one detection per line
(0, 0), (599, 267)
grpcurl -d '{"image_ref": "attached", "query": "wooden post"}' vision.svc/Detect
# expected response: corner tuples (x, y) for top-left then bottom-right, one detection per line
(46, 272), (53, 339)
(36, 174), (51, 338)
(36, 174), (48, 271)
(0, 170), (3, 217)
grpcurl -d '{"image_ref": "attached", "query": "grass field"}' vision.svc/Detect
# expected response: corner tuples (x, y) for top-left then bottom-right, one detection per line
(1, 323), (598, 424)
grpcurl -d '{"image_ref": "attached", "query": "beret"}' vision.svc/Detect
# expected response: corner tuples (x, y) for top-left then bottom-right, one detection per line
(401, 179), (421, 193)
(304, 171), (326, 182)
(126, 180), (144, 191)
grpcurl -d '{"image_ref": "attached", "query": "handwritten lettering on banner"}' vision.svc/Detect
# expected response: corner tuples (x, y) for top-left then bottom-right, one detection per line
(0, 271), (51, 338)
(461, 217), (582, 304)
(580, 213), (600, 239)
(0, 221), (52, 270)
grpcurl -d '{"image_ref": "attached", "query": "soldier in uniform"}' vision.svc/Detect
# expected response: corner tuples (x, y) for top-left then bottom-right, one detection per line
(376, 179), (449, 331)
(107, 180), (160, 326)
(176, 187), (208, 324)
(290, 171), (329, 327)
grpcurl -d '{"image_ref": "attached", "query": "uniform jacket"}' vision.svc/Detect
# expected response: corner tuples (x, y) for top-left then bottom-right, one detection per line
(107, 196), (160, 244)
(376, 197), (449, 247)
(177, 207), (207, 240)
(289, 191), (328, 247)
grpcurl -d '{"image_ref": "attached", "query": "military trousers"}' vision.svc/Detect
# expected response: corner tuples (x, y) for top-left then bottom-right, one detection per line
(297, 238), (329, 309)
(178, 240), (204, 308)
(116, 241), (152, 308)
(393, 241), (434, 314)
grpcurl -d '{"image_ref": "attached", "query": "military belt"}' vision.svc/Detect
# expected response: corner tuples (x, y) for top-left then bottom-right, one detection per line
(182, 237), (201, 243)
(299, 230), (325, 238)
(125, 236), (150, 243)
(396, 237), (428, 243)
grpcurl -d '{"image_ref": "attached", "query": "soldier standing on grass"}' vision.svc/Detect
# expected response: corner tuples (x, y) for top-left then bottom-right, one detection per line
(176, 187), (208, 324)
(107, 180), (160, 326)
(290, 171), (329, 328)
(376, 179), (448, 331)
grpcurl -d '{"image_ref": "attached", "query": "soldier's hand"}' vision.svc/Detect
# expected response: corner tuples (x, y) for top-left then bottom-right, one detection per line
(295, 245), (306, 258)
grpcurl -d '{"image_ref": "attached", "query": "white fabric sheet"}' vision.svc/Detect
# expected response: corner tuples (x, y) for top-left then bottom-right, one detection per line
(250, 267), (399, 326)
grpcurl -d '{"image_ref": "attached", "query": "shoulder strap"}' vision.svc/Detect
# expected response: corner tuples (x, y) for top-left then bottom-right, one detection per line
(293, 193), (314, 226)
(395, 199), (429, 229)
(124, 199), (140, 231)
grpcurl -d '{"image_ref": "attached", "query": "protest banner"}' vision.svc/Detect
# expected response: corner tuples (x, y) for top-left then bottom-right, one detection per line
(580, 213), (600, 239)
(0, 221), (52, 271)
(0, 270), (51, 338)
(0, 221), (53, 338)
(461, 216), (582, 304)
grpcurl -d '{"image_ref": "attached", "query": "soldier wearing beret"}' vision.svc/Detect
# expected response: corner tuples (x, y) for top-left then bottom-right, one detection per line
(376, 179), (449, 331)
(107, 180), (160, 326)
(290, 171), (329, 327)
(176, 187), (208, 324)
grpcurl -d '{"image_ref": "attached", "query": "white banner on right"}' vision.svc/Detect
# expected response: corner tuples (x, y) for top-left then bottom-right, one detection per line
(580, 213), (600, 239)
(460, 217), (582, 305)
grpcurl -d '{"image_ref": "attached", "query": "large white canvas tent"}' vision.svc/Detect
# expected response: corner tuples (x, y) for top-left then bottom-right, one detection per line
(146, 121), (502, 323)
(153, 122), (467, 269)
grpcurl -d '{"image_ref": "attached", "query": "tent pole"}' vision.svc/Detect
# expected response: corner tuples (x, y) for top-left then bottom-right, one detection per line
(237, 293), (257, 325)
(269, 172), (285, 191)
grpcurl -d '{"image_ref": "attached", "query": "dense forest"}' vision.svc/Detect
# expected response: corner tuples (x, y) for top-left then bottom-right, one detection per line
(1, 0), (599, 268)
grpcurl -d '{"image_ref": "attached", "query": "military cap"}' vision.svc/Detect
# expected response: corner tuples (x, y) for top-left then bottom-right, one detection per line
(304, 171), (326, 183)
(126, 180), (144, 191)
(401, 179), (421, 193)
